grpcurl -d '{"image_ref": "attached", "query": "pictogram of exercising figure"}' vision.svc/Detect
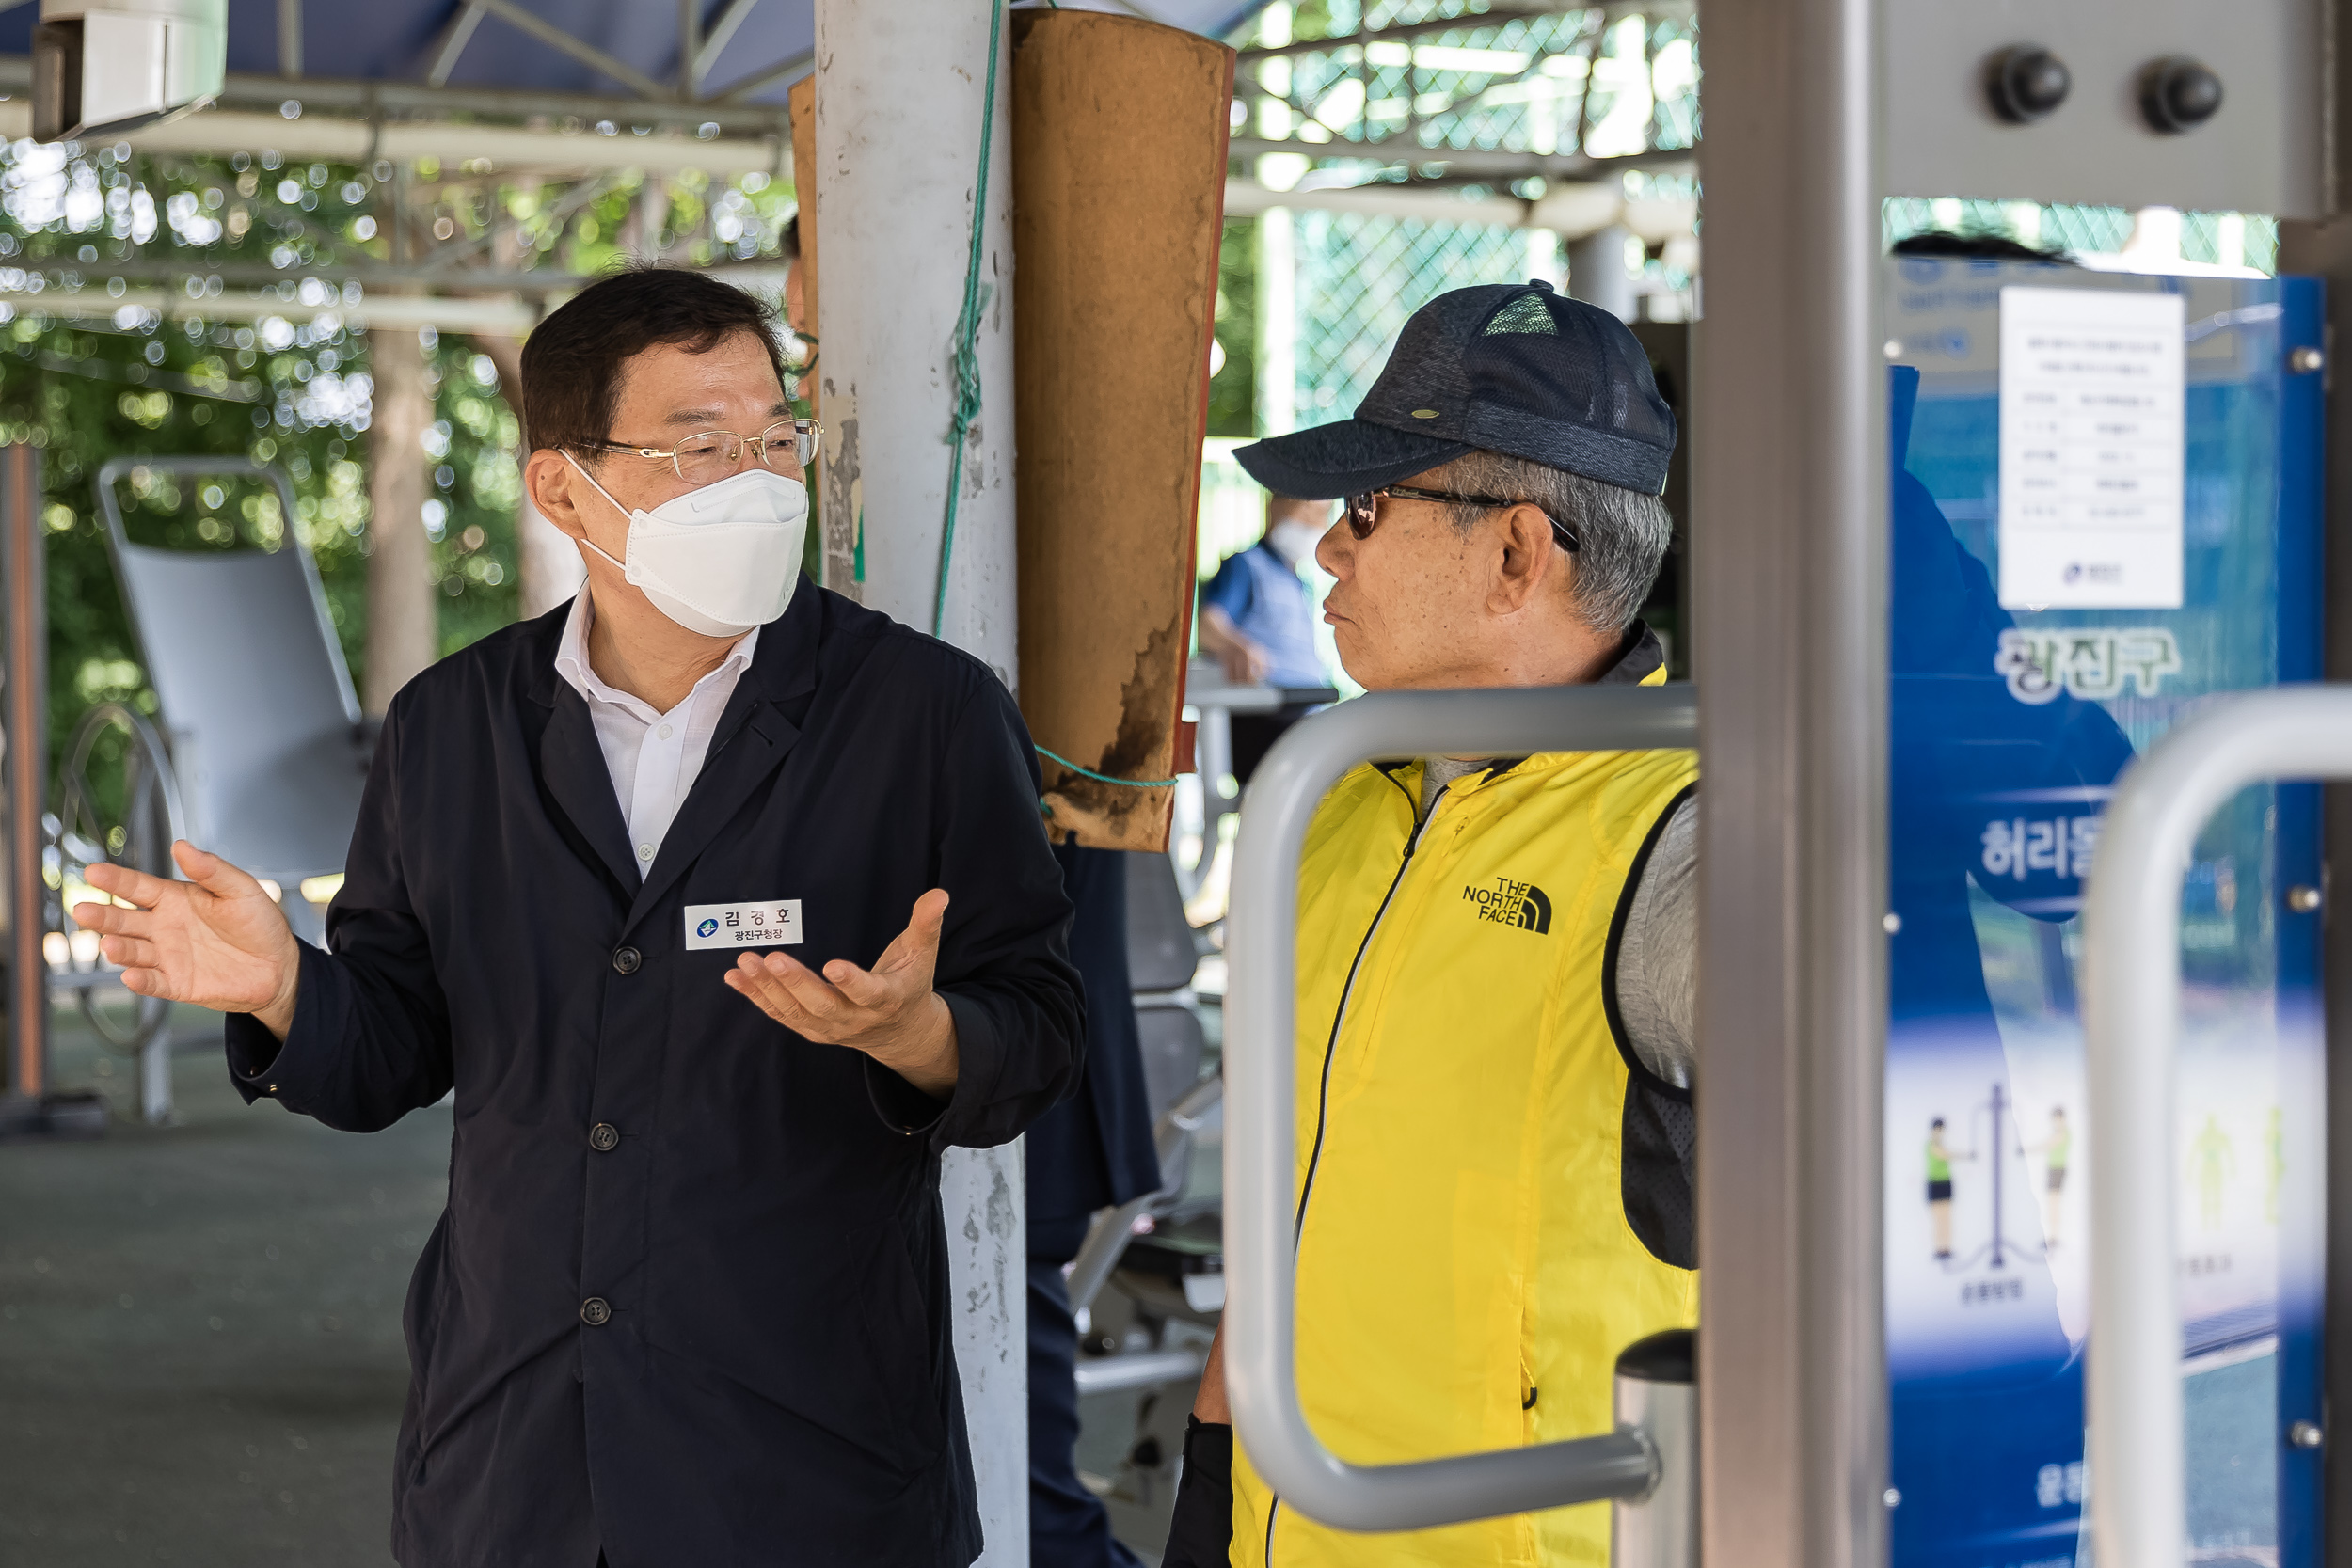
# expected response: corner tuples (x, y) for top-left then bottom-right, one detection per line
(2266, 1106), (2284, 1226)
(2191, 1114), (2236, 1230)
(2028, 1106), (2070, 1250)
(1927, 1117), (1976, 1259)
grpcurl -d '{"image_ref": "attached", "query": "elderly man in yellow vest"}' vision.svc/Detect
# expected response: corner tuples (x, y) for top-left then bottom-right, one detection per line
(1163, 281), (1695, 1568)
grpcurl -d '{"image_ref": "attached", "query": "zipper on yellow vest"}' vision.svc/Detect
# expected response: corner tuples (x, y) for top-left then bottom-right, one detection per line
(1266, 765), (1442, 1564)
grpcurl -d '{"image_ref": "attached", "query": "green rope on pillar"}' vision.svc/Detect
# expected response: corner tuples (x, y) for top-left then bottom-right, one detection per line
(1034, 745), (1181, 789)
(933, 0), (1007, 638)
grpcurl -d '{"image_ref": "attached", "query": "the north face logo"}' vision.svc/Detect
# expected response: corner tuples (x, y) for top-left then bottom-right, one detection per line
(1464, 877), (1552, 934)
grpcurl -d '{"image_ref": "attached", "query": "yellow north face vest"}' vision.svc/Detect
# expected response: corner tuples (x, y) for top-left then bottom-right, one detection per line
(1232, 686), (1699, 1568)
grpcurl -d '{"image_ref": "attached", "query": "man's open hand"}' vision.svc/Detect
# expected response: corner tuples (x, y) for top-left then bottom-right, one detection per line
(71, 841), (302, 1038)
(725, 888), (960, 1097)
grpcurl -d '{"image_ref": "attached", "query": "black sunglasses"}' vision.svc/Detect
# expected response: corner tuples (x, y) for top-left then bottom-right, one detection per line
(1343, 484), (1581, 553)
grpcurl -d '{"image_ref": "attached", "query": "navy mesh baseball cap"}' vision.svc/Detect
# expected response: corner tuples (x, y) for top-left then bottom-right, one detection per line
(1234, 280), (1676, 499)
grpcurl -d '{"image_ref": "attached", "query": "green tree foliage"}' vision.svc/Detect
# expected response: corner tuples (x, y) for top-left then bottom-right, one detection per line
(0, 135), (798, 788)
(1208, 218), (1258, 439)
(0, 150), (386, 778)
(422, 330), (523, 656)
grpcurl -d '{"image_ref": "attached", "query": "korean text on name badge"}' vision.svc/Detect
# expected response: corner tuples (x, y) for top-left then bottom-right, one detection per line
(685, 900), (803, 950)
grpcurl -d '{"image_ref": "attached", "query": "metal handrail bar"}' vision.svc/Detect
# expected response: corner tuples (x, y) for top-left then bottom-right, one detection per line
(2078, 685), (2352, 1568)
(1225, 683), (1698, 1531)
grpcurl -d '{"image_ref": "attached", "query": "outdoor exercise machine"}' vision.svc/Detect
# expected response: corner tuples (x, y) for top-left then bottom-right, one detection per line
(36, 455), (366, 1128)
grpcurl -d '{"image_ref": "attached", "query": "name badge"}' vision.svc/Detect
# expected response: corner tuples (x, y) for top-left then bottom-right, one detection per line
(684, 900), (803, 950)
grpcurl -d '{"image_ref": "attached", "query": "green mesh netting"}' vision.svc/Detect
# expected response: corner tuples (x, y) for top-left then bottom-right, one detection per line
(1289, 213), (1532, 428)
(1882, 196), (2280, 274)
(1483, 293), (1559, 334)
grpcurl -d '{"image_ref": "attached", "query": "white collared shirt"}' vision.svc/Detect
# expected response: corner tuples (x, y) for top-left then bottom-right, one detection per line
(553, 590), (760, 878)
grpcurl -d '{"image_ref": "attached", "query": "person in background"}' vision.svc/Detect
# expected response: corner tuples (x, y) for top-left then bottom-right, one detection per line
(1026, 846), (1162, 1568)
(782, 214), (817, 387)
(780, 214), (823, 583)
(1195, 496), (1336, 784)
(1165, 280), (1697, 1568)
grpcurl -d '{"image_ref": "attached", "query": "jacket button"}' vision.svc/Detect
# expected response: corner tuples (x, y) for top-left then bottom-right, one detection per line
(580, 1297), (612, 1327)
(612, 946), (642, 974)
(589, 1122), (620, 1152)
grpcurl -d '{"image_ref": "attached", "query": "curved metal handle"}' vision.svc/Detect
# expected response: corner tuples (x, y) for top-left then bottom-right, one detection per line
(1224, 683), (1698, 1531)
(2079, 685), (2352, 1568)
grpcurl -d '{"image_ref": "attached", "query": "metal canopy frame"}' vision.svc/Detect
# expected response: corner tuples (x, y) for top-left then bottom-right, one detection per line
(1, 0), (811, 111)
(1227, 3), (1697, 196)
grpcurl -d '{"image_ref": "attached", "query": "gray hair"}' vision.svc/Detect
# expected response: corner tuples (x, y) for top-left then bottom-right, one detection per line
(1427, 451), (1673, 633)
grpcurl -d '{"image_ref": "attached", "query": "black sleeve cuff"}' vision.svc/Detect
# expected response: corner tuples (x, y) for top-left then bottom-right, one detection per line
(862, 1055), (950, 1136)
(223, 1011), (285, 1088)
(1162, 1417), (1234, 1568)
(860, 990), (1008, 1148)
(222, 940), (333, 1105)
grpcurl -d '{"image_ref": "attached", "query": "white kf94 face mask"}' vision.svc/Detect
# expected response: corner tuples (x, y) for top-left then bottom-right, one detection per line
(564, 453), (809, 637)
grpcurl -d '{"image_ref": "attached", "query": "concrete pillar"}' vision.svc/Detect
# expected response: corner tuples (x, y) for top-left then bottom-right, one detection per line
(475, 332), (583, 622)
(1568, 223), (1638, 322)
(620, 178), (672, 261)
(814, 1), (1017, 656)
(812, 4), (1025, 1560)
(365, 325), (438, 713)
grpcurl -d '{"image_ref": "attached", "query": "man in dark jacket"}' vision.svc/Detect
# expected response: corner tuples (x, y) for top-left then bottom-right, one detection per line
(72, 266), (1084, 1567)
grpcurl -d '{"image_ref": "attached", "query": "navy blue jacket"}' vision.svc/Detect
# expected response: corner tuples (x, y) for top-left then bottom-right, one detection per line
(224, 581), (1085, 1568)
(1025, 846), (1163, 1261)
(1885, 366), (2136, 1021)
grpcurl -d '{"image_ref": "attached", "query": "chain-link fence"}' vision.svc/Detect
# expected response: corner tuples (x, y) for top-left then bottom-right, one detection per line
(1883, 196), (2280, 273)
(1287, 212), (1538, 427)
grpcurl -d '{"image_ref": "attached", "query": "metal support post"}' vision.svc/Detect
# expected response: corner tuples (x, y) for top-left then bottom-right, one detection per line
(1567, 225), (1636, 322)
(2278, 162), (2352, 1560)
(1613, 1330), (1697, 1568)
(0, 444), (100, 1140)
(812, 5), (1025, 1559)
(5, 443), (42, 1105)
(1690, 0), (1886, 1558)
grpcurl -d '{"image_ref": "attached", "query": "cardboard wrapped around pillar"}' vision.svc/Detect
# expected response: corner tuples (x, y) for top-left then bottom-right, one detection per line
(1009, 9), (1232, 851)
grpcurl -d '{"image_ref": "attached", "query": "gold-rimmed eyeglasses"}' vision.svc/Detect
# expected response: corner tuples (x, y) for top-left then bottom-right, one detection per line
(582, 419), (821, 485)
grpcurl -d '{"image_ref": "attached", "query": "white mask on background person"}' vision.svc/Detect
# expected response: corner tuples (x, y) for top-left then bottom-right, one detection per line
(563, 454), (808, 637)
(1266, 517), (1324, 569)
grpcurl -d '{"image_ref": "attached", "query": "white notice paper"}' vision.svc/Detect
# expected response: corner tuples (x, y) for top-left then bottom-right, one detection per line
(1997, 287), (2185, 609)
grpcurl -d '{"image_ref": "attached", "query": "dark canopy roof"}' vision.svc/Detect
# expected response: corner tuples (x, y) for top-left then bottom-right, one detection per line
(0, 1), (1263, 107)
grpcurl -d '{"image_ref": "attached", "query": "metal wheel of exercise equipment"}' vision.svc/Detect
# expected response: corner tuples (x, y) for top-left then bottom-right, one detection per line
(1168, 773), (1215, 904)
(56, 702), (185, 1056)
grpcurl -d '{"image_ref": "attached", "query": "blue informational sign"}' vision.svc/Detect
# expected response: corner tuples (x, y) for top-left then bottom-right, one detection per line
(1883, 256), (2325, 1567)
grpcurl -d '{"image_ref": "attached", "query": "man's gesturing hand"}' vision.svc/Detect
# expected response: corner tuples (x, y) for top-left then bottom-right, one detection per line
(725, 888), (960, 1097)
(71, 841), (302, 1039)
